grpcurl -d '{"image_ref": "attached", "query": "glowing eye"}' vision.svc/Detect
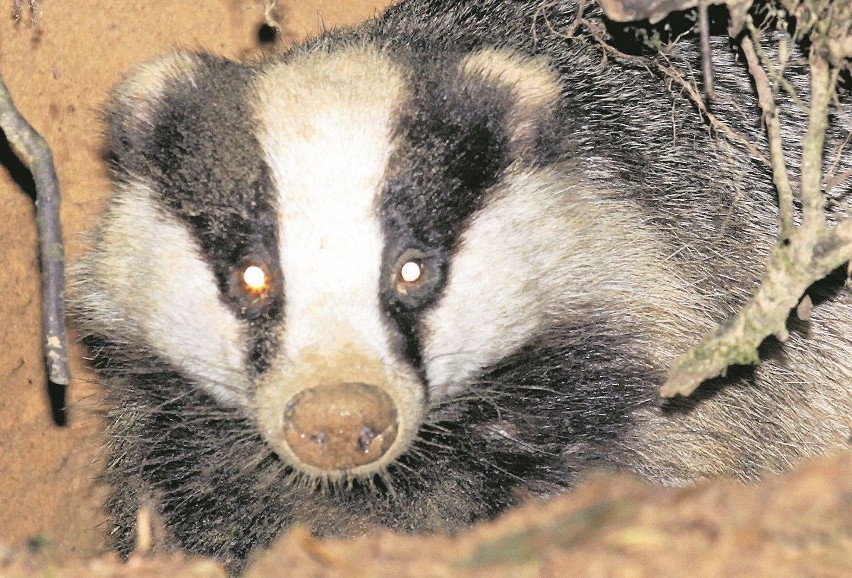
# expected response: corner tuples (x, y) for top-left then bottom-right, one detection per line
(242, 265), (268, 292)
(392, 248), (437, 302)
(399, 260), (423, 284)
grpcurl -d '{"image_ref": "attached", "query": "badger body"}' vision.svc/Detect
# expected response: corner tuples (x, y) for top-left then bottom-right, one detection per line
(70, 0), (851, 570)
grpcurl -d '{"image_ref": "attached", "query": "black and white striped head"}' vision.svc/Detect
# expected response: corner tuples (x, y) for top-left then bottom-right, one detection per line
(74, 43), (690, 490)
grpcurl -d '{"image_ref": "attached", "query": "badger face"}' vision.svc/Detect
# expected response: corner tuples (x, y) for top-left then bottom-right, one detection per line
(74, 43), (699, 519)
(248, 46), (583, 478)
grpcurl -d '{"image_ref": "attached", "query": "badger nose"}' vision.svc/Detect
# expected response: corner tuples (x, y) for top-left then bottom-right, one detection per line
(282, 382), (398, 471)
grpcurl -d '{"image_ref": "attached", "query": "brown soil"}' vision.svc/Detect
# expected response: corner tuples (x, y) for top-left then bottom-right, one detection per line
(0, 2), (849, 576)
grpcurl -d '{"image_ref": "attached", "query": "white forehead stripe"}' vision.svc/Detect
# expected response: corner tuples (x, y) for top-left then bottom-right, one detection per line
(254, 47), (406, 358)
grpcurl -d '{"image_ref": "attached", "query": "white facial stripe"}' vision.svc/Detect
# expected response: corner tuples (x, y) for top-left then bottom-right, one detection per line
(254, 48), (405, 360)
(459, 49), (560, 110)
(83, 183), (249, 404)
(423, 170), (705, 399)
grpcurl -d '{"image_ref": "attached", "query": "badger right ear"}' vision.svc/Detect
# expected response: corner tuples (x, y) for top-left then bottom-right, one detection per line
(106, 51), (202, 170)
(457, 49), (562, 156)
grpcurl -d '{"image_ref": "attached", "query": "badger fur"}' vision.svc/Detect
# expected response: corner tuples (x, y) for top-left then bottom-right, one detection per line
(69, 0), (851, 571)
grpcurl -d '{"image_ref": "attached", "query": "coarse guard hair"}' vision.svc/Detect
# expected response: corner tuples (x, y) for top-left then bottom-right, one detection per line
(69, 0), (851, 571)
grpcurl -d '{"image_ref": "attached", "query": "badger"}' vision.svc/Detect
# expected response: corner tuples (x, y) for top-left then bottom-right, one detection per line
(69, 0), (851, 571)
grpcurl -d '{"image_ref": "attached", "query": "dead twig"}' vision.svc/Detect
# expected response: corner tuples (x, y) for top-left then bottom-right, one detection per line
(800, 47), (838, 227)
(662, 27), (851, 397)
(662, 218), (852, 396)
(0, 74), (70, 386)
(263, 0), (282, 32)
(545, 8), (772, 166)
(698, 1), (715, 99)
(742, 34), (796, 240)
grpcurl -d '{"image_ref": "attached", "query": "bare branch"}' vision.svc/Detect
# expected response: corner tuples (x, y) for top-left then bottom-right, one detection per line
(662, 218), (852, 397)
(659, 0), (852, 397)
(0, 74), (70, 386)
(565, 14), (772, 167)
(800, 48), (837, 228)
(741, 35), (796, 240)
(698, 1), (715, 99)
(264, 0), (283, 32)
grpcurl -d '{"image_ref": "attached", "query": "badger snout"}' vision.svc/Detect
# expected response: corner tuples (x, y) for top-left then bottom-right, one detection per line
(282, 382), (399, 471)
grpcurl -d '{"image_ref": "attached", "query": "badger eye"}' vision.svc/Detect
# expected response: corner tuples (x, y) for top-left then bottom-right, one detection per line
(399, 260), (423, 285)
(242, 264), (269, 293)
(389, 247), (445, 310)
(394, 250), (428, 295)
(230, 253), (278, 317)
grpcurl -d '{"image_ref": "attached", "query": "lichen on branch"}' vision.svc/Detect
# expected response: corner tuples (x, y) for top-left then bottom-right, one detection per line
(658, 0), (852, 397)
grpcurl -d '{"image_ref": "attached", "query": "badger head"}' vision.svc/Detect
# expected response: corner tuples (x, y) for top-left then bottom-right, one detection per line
(72, 44), (691, 528)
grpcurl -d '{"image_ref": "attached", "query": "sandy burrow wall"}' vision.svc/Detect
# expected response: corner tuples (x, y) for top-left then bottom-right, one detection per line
(0, 0), (392, 558)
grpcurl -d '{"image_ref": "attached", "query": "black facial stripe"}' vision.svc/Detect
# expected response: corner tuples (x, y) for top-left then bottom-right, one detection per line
(378, 239), (448, 374)
(108, 55), (284, 374)
(377, 54), (516, 368)
(380, 55), (513, 249)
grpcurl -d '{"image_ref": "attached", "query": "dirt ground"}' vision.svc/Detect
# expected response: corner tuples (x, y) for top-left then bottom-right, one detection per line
(0, 1), (849, 576)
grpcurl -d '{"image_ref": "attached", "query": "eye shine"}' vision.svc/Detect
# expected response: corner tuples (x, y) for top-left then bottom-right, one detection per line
(242, 264), (267, 292)
(399, 260), (423, 285)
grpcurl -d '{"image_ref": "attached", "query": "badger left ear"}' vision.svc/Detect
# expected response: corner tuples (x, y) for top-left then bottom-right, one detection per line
(105, 51), (205, 177)
(457, 49), (561, 154)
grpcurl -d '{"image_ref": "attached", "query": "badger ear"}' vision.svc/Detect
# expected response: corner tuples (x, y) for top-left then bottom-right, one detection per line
(457, 49), (561, 154)
(106, 51), (203, 171)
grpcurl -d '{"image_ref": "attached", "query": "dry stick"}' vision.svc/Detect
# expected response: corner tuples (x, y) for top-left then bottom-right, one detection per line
(0, 74), (70, 385)
(544, 6), (848, 396)
(263, 0), (282, 31)
(742, 36), (796, 240)
(662, 43), (852, 397)
(662, 215), (852, 397)
(800, 49), (837, 227)
(646, 47), (772, 165)
(698, 1), (715, 100)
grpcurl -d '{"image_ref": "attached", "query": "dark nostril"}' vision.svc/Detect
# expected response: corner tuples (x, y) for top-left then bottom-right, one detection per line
(357, 425), (377, 454)
(282, 382), (399, 471)
(311, 431), (327, 447)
